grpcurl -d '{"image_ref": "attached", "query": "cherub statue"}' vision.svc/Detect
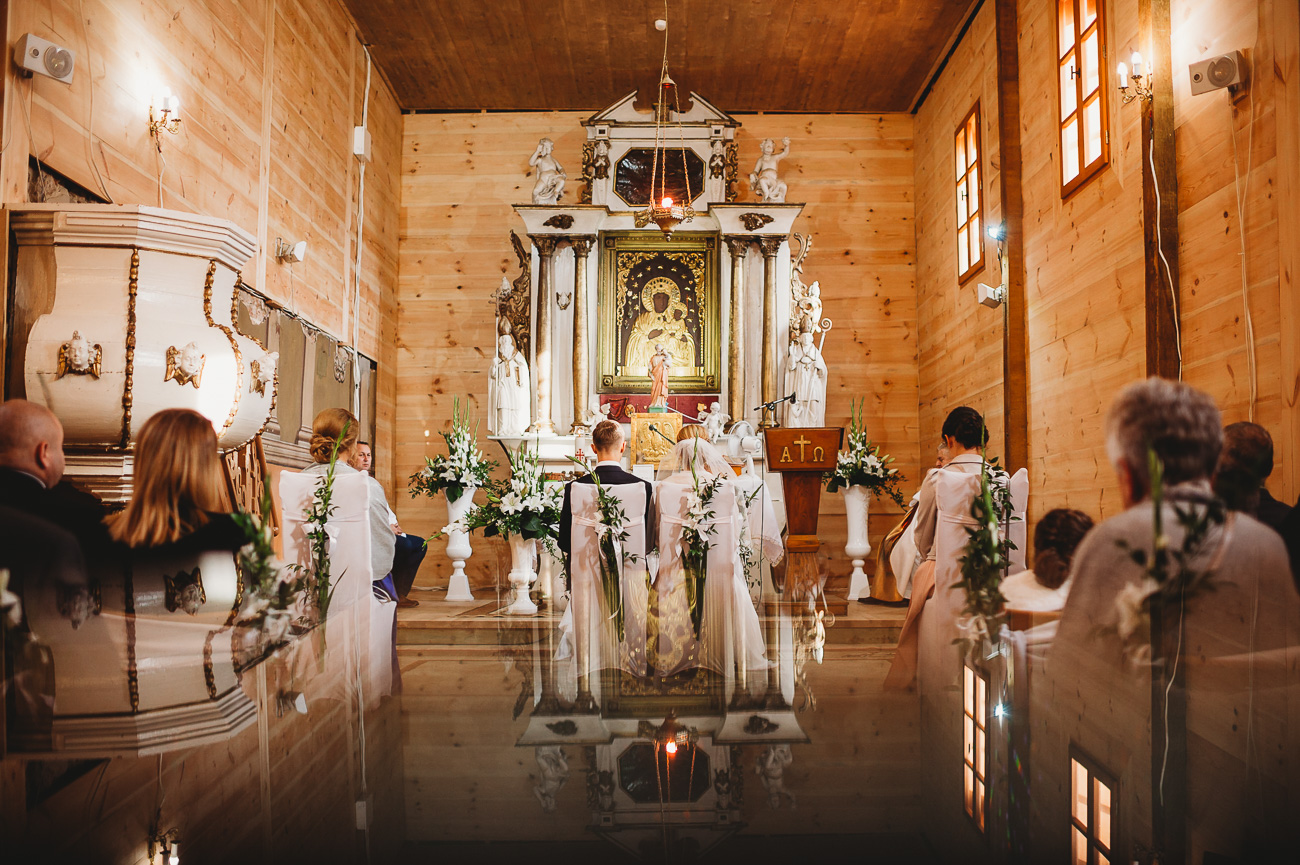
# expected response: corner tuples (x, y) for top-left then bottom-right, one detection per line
(592, 139), (610, 179)
(700, 400), (730, 440)
(57, 330), (102, 379)
(748, 137), (792, 203)
(251, 351), (278, 396)
(165, 341), (206, 388)
(755, 744), (796, 809)
(795, 281), (823, 335)
(529, 138), (566, 205)
(533, 745), (569, 812)
(582, 397), (611, 430)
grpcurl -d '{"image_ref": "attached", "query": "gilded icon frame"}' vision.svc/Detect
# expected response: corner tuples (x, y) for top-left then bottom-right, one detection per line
(597, 231), (720, 394)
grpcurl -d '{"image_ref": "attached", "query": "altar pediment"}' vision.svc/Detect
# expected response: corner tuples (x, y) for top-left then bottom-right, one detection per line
(584, 90), (739, 131)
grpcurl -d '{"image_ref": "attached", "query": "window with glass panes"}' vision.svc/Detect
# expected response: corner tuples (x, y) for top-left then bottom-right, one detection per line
(955, 104), (983, 281)
(1069, 752), (1115, 865)
(1057, 0), (1109, 195)
(962, 664), (989, 831)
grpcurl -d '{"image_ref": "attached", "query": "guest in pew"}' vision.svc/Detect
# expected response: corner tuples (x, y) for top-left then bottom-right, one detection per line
(306, 409), (395, 585)
(1000, 508), (1094, 614)
(676, 423), (710, 443)
(351, 440), (426, 608)
(884, 406), (988, 690)
(0, 399), (110, 556)
(1212, 421), (1291, 532)
(107, 408), (244, 554)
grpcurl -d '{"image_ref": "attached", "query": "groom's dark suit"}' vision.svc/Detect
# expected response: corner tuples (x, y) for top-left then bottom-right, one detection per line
(558, 461), (655, 558)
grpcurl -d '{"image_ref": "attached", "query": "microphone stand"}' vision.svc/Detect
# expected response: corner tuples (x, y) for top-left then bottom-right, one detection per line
(752, 393), (796, 430)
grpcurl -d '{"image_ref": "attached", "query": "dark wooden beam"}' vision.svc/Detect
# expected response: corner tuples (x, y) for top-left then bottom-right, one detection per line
(1141, 0), (1182, 381)
(995, 0), (1028, 476)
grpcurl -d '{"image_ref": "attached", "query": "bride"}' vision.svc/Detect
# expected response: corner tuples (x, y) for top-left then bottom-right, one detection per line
(653, 438), (772, 680)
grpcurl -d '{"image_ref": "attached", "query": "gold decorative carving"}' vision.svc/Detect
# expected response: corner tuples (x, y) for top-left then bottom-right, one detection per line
(496, 231), (534, 361)
(121, 249), (140, 447)
(232, 276), (277, 414)
(542, 214), (574, 230)
(739, 212), (775, 231)
(725, 142), (740, 202)
(165, 342), (205, 388)
(758, 235), (785, 257)
(57, 330), (102, 379)
(164, 567), (207, 615)
(202, 260), (244, 437)
(579, 142), (595, 204)
(124, 567), (139, 713)
(630, 411), (682, 465)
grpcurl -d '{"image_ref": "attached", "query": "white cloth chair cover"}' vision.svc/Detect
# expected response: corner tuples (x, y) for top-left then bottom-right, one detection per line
(279, 472), (395, 703)
(654, 475), (769, 678)
(890, 519), (920, 600)
(556, 482), (651, 678)
(1006, 468), (1030, 575)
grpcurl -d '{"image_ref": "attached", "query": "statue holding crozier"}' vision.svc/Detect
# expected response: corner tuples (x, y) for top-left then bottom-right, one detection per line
(764, 427), (843, 603)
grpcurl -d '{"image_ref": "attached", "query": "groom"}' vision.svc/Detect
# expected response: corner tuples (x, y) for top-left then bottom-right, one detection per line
(558, 420), (655, 570)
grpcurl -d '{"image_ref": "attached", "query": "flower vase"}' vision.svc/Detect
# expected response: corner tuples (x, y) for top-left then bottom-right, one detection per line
(842, 485), (873, 600)
(504, 535), (539, 615)
(534, 544), (557, 607)
(444, 487), (477, 602)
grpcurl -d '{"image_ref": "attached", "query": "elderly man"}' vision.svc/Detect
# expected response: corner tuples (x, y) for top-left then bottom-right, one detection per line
(0, 399), (109, 555)
(1044, 379), (1297, 859)
(350, 439), (426, 608)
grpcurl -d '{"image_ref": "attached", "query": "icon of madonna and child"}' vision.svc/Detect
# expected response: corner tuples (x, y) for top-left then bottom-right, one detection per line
(621, 275), (700, 386)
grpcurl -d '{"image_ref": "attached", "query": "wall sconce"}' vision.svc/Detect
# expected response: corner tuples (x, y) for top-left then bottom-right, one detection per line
(148, 825), (181, 864)
(148, 88), (182, 151)
(1117, 52), (1154, 104)
(274, 238), (307, 263)
(977, 222), (1008, 308)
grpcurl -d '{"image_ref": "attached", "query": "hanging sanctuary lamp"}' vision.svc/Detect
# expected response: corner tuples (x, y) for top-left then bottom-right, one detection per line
(634, 9), (695, 239)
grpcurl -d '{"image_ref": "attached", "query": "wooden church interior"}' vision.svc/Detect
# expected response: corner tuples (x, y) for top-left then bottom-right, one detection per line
(0, 0), (1297, 862)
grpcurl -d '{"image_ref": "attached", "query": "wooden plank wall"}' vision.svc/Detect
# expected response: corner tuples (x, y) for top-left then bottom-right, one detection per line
(0, 0), (401, 495)
(914, 1), (1007, 468)
(397, 111), (919, 590)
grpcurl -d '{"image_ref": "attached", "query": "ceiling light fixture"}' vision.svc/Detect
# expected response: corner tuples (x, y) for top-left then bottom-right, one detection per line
(634, 3), (695, 239)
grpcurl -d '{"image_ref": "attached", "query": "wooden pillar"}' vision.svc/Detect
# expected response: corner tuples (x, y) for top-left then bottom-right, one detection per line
(1275, 0), (1300, 504)
(569, 236), (594, 435)
(530, 235), (559, 435)
(724, 236), (750, 427)
(995, 0), (1028, 475)
(758, 235), (784, 428)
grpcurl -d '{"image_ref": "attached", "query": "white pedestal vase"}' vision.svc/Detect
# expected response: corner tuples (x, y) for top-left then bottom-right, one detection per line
(444, 489), (477, 602)
(504, 535), (539, 615)
(842, 485), (873, 600)
(533, 544), (558, 607)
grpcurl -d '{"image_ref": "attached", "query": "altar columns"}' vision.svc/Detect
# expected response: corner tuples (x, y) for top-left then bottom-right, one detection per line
(530, 235), (559, 435)
(758, 235), (785, 428)
(569, 236), (594, 435)
(724, 236), (750, 428)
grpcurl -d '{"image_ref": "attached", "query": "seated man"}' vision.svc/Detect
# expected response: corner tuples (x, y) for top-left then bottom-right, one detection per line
(557, 420), (655, 682)
(352, 440), (427, 608)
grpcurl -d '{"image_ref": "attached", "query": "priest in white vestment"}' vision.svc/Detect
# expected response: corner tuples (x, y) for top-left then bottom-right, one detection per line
(653, 439), (770, 679)
(488, 332), (530, 436)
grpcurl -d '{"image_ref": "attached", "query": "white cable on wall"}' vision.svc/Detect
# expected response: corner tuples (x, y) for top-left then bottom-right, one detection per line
(350, 47), (372, 418)
(78, 0), (113, 202)
(1229, 84), (1257, 421)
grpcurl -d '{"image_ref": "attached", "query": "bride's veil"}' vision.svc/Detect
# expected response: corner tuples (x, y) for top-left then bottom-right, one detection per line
(656, 438), (735, 481)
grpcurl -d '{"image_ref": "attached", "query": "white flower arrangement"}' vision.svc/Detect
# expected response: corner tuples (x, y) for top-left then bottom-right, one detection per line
(824, 399), (906, 506)
(410, 397), (497, 504)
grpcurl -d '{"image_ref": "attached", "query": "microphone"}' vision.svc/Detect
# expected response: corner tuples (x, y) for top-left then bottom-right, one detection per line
(753, 393), (796, 413)
(647, 423), (677, 446)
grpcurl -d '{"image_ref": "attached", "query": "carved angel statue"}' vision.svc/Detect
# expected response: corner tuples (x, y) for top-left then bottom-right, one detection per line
(582, 398), (612, 430)
(700, 400), (730, 440)
(795, 281), (823, 335)
(251, 351), (278, 396)
(748, 137), (792, 203)
(592, 139), (610, 179)
(709, 138), (726, 178)
(57, 330), (102, 380)
(165, 341), (205, 389)
(533, 745), (569, 812)
(529, 137), (566, 205)
(489, 329), (531, 436)
(755, 744), (796, 809)
(785, 325), (827, 428)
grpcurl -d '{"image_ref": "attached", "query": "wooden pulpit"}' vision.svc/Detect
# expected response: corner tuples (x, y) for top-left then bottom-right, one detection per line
(764, 427), (843, 600)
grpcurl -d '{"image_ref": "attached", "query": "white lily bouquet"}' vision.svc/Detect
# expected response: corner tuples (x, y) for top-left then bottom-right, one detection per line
(824, 399), (906, 507)
(409, 397), (496, 504)
(443, 446), (564, 547)
(681, 443), (724, 638)
(290, 422), (349, 643)
(953, 453), (1016, 656)
(566, 456), (639, 641)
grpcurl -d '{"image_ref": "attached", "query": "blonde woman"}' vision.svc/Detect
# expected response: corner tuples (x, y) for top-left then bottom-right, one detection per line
(108, 408), (243, 553)
(303, 408), (395, 583)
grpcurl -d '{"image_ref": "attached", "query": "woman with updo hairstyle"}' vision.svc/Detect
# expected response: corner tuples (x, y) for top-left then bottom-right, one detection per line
(676, 424), (710, 443)
(1000, 508), (1094, 612)
(885, 405), (991, 690)
(108, 408), (243, 552)
(303, 408), (395, 583)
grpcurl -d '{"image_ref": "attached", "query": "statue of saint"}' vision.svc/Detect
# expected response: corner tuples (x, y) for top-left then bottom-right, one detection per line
(529, 138), (566, 205)
(748, 137), (792, 203)
(488, 332), (531, 436)
(785, 328), (827, 428)
(700, 401), (730, 440)
(623, 278), (696, 374)
(648, 344), (670, 409)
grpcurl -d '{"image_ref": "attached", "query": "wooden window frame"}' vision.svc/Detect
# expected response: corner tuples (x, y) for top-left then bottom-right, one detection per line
(962, 663), (990, 833)
(1069, 746), (1118, 865)
(955, 103), (984, 284)
(1056, 0), (1111, 198)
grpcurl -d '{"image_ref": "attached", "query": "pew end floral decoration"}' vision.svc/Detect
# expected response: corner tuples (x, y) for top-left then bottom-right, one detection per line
(824, 399), (906, 507)
(233, 485), (305, 654)
(680, 440), (725, 639)
(410, 397), (496, 504)
(953, 452), (1017, 658)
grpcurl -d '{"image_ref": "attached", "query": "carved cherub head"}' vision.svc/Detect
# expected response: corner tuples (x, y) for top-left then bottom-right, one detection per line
(537, 137), (554, 155)
(68, 332), (91, 368)
(257, 352), (278, 385)
(179, 342), (204, 376)
(164, 568), (207, 615)
(760, 138), (776, 154)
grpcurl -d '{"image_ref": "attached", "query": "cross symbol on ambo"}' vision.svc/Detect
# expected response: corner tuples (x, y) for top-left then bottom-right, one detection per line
(794, 435), (811, 461)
